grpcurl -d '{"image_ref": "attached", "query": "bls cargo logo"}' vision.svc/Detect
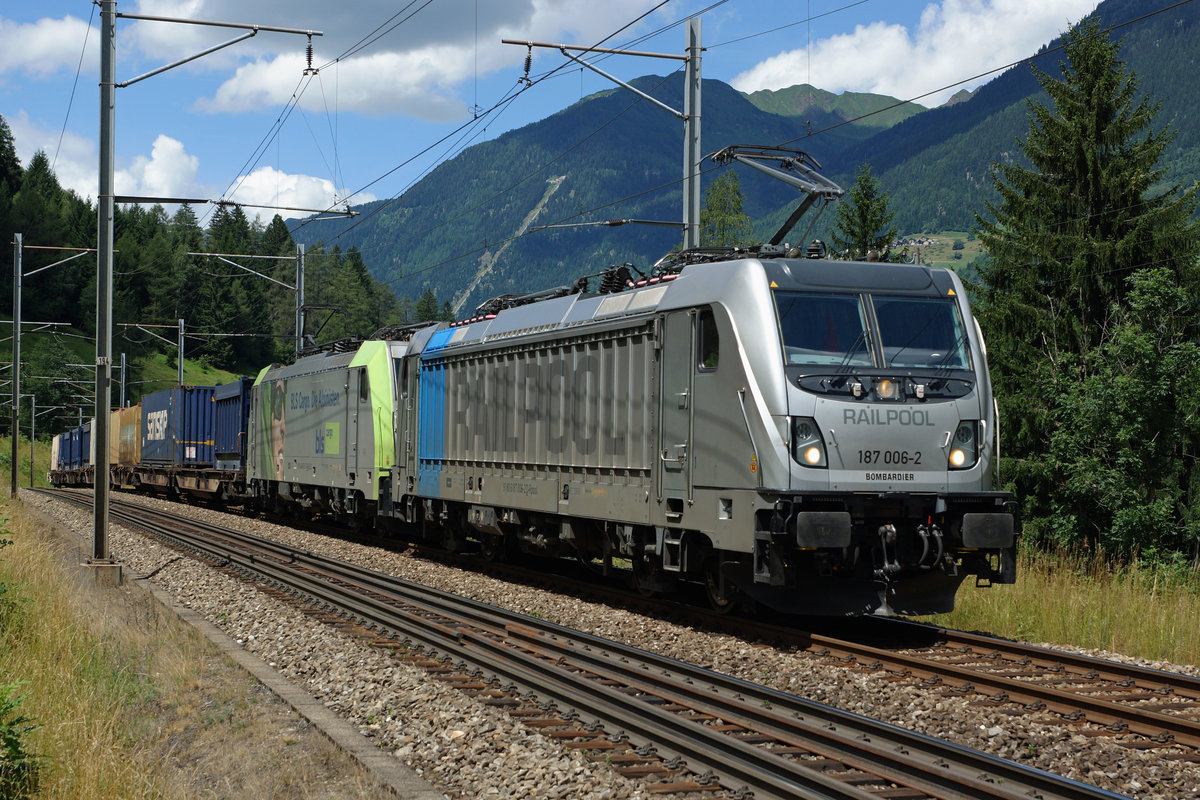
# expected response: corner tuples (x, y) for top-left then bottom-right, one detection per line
(314, 423), (339, 455)
(145, 410), (168, 441)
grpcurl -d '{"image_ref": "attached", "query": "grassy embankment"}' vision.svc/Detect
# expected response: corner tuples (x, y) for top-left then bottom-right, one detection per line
(932, 544), (1200, 663)
(0, 487), (173, 798)
(0, 465), (381, 799)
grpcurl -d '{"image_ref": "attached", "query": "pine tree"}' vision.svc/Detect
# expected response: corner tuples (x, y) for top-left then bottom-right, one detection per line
(414, 289), (440, 322)
(259, 214), (295, 256)
(0, 115), (22, 197)
(699, 171), (752, 247)
(258, 215), (298, 355)
(830, 163), (896, 260)
(975, 18), (1200, 556)
(977, 17), (1200, 367)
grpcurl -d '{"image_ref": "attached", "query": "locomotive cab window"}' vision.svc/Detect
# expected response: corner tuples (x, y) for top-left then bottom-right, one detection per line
(358, 368), (369, 402)
(775, 291), (873, 367)
(697, 308), (719, 371)
(871, 296), (971, 370)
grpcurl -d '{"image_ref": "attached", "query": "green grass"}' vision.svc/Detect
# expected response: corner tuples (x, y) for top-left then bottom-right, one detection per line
(0, 437), (53, 490)
(132, 350), (240, 395)
(930, 547), (1200, 665)
(899, 230), (984, 271)
(0, 490), (412, 799)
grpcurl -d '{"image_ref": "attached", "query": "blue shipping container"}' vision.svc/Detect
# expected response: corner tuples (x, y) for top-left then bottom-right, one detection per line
(213, 377), (253, 471)
(141, 386), (216, 467)
(64, 426), (81, 470)
(81, 420), (92, 468)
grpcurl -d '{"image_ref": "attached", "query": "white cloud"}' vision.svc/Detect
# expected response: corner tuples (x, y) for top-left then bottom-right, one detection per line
(121, 0), (667, 120)
(731, 0), (1100, 106)
(115, 134), (202, 198)
(197, 49), (467, 120)
(7, 111), (97, 201)
(0, 14), (97, 80)
(224, 165), (376, 214)
(8, 116), (362, 218)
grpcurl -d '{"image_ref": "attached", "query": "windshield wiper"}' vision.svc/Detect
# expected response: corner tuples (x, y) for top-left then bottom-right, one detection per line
(933, 331), (971, 370)
(837, 329), (872, 370)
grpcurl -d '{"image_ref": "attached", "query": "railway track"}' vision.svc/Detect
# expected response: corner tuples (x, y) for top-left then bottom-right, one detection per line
(38, 488), (1130, 800)
(797, 618), (1200, 752)
(404, 535), (1200, 756)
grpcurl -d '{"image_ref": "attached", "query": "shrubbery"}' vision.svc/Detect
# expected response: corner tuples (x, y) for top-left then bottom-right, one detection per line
(0, 534), (41, 798)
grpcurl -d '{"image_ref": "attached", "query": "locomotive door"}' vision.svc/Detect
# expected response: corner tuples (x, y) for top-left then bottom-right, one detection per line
(350, 367), (373, 485)
(659, 310), (694, 507)
(393, 358), (414, 497)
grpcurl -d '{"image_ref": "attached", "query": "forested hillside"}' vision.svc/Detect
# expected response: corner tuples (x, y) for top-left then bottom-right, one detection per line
(290, 76), (853, 315)
(856, 0), (1200, 233)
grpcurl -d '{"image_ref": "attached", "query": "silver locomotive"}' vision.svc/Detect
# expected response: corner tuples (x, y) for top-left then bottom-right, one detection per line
(394, 245), (1015, 616)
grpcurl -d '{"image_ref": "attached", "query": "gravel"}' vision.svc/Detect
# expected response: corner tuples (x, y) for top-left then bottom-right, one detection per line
(26, 490), (1200, 800)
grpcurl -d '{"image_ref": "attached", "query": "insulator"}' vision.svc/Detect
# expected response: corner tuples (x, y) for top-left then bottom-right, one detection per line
(306, 39), (314, 69)
(599, 264), (632, 294)
(521, 45), (533, 85)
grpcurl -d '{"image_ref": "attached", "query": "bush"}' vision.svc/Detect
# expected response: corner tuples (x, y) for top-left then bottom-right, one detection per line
(0, 530), (24, 634)
(0, 531), (40, 797)
(0, 682), (40, 798)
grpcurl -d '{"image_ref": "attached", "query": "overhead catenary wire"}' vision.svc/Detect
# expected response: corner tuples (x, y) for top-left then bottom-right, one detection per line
(52, 1), (97, 173)
(286, 0), (686, 239)
(213, 0), (702, 240)
(204, 0), (441, 224)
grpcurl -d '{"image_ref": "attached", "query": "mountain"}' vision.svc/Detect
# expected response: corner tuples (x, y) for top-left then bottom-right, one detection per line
(291, 0), (1200, 313)
(741, 84), (926, 130)
(292, 77), (862, 314)
(943, 89), (975, 106)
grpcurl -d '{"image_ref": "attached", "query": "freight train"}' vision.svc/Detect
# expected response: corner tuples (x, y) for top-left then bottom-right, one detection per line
(48, 147), (1017, 616)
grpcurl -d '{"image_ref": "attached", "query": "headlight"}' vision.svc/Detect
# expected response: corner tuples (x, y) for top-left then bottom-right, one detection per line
(791, 416), (827, 468)
(949, 421), (978, 470)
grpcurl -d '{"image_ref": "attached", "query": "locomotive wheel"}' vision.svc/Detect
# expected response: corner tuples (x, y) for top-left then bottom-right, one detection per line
(704, 564), (742, 614)
(576, 548), (607, 575)
(478, 533), (508, 562)
(631, 554), (659, 597)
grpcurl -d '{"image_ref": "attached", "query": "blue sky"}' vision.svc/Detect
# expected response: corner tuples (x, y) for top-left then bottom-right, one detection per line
(1, 0), (1100, 227)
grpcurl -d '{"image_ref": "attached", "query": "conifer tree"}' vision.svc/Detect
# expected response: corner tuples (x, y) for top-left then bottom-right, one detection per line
(258, 215), (298, 356)
(977, 17), (1199, 367)
(975, 18), (1200, 555)
(414, 289), (440, 322)
(831, 163), (896, 260)
(699, 171), (752, 247)
(0, 115), (22, 197)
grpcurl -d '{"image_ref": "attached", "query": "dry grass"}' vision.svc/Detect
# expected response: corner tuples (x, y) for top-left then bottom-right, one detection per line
(931, 547), (1200, 666)
(0, 495), (166, 799)
(0, 491), (387, 799)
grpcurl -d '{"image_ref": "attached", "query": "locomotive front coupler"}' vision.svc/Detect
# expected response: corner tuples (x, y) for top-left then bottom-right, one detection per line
(874, 523), (901, 579)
